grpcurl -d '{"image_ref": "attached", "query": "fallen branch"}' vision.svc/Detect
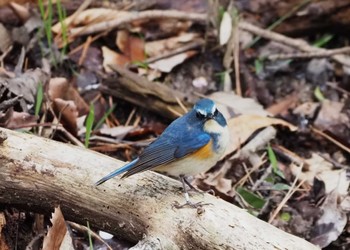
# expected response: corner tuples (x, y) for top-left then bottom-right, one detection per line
(70, 10), (207, 37)
(102, 64), (190, 119)
(268, 47), (350, 60)
(238, 22), (350, 67)
(68, 8), (350, 67)
(0, 128), (319, 249)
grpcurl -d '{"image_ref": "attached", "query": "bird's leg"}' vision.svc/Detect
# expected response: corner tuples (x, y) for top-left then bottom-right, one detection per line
(173, 175), (211, 209)
(183, 177), (215, 195)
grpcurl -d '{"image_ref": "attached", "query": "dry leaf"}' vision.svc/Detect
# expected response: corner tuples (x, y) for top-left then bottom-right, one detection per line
(267, 93), (299, 116)
(6, 111), (37, 129)
(293, 102), (320, 117)
(0, 212), (5, 234)
(43, 206), (73, 250)
(314, 100), (349, 131)
(0, 211), (9, 249)
(99, 125), (135, 139)
(145, 33), (200, 58)
(53, 99), (79, 135)
(310, 191), (347, 248)
(102, 46), (129, 72)
(48, 77), (89, 116)
(225, 115), (297, 156)
(291, 153), (350, 195)
(219, 12), (232, 46)
(149, 50), (197, 73)
(0, 23), (12, 53)
(116, 30), (145, 62)
(209, 91), (271, 119)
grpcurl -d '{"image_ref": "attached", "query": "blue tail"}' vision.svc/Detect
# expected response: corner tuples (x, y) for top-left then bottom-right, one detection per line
(95, 159), (138, 186)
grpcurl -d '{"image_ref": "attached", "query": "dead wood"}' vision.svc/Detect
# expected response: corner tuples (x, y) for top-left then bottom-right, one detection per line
(0, 128), (319, 249)
(101, 65), (190, 119)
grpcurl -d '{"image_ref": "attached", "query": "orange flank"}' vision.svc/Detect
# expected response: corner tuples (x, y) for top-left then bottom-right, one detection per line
(191, 140), (213, 159)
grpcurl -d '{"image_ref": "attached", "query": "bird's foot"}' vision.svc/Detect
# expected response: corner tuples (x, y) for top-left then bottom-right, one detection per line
(172, 200), (212, 209)
(182, 177), (215, 196)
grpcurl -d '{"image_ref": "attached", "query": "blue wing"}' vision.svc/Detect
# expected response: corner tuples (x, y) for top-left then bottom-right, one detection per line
(122, 132), (210, 177)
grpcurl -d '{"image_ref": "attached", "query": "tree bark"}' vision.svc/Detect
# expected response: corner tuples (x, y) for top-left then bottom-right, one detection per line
(0, 128), (319, 250)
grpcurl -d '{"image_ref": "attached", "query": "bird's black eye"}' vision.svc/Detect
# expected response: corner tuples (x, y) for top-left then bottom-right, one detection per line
(196, 111), (206, 119)
(214, 109), (218, 116)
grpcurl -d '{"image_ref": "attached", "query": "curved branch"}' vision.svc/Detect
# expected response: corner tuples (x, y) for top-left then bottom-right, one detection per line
(0, 128), (318, 249)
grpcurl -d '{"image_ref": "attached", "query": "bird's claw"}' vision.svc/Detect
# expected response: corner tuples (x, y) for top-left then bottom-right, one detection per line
(172, 200), (212, 209)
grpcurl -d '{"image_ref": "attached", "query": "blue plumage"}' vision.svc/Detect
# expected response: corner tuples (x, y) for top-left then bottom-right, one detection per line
(95, 98), (229, 208)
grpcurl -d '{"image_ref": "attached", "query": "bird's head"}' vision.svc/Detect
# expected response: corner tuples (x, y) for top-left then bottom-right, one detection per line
(193, 99), (227, 127)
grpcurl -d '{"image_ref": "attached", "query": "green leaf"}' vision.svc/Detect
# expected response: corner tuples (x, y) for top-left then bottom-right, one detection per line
(267, 144), (277, 169)
(312, 34), (333, 48)
(35, 82), (43, 117)
(314, 86), (326, 102)
(267, 145), (285, 179)
(280, 212), (291, 222)
(85, 103), (95, 148)
(272, 183), (290, 191)
(254, 58), (264, 75)
(236, 187), (266, 209)
(132, 61), (149, 69)
(86, 221), (93, 250)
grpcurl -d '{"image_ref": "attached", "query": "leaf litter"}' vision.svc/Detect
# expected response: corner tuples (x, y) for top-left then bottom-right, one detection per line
(0, 0), (350, 249)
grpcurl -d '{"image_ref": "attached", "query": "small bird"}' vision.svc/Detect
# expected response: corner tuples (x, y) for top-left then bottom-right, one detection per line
(95, 98), (229, 207)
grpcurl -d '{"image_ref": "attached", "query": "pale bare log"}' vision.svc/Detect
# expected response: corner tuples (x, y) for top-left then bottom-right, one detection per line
(0, 128), (319, 249)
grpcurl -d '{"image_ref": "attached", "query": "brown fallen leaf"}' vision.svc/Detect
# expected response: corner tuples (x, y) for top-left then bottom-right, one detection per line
(52, 99), (79, 135)
(6, 111), (38, 129)
(267, 92), (299, 116)
(48, 77), (89, 116)
(314, 100), (348, 131)
(145, 33), (200, 58)
(102, 46), (130, 71)
(149, 50), (197, 73)
(99, 125), (135, 139)
(42, 206), (73, 250)
(0, 212), (9, 250)
(0, 212), (5, 234)
(116, 30), (145, 63)
(225, 115), (297, 156)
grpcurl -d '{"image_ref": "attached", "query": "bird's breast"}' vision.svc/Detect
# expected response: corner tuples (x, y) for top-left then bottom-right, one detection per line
(203, 118), (229, 154)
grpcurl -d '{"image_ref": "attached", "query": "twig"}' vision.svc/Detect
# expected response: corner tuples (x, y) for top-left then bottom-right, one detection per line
(175, 96), (188, 113)
(70, 10), (207, 37)
(78, 35), (93, 66)
(69, 8), (350, 67)
(125, 107), (136, 126)
(268, 164), (305, 223)
(246, 0), (311, 48)
(311, 126), (350, 154)
(234, 157), (267, 189)
(268, 46), (350, 60)
(326, 81), (350, 96)
(0, 96), (22, 111)
(238, 21), (350, 67)
(234, 19), (241, 96)
(67, 221), (113, 250)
